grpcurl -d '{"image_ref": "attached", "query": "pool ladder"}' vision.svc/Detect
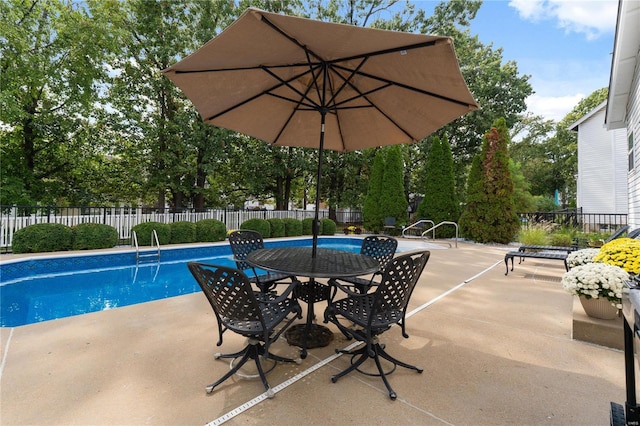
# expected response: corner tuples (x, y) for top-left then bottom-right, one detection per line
(132, 230), (161, 263)
(401, 220), (459, 248)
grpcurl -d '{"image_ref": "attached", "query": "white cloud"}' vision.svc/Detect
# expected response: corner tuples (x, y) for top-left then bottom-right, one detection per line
(526, 93), (586, 122)
(509, 0), (618, 40)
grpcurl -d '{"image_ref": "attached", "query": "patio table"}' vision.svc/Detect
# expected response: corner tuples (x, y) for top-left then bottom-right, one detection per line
(246, 246), (379, 358)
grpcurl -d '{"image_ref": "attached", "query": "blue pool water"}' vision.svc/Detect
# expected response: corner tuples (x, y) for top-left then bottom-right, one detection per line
(0, 237), (366, 327)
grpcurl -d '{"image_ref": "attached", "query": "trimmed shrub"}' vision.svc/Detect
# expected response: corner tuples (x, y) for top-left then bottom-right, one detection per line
(283, 218), (302, 236)
(169, 221), (196, 244)
(267, 218), (285, 238)
(321, 218), (336, 235)
(302, 218), (314, 235)
(549, 232), (573, 247)
(240, 218), (271, 238)
(12, 223), (73, 253)
(131, 222), (171, 246)
(72, 223), (119, 250)
(195, 219), (226, 242)
(417, 136), (458, 238)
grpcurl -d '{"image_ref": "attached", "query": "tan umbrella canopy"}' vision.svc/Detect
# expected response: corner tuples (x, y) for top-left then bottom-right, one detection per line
(163, 8), (479, 253)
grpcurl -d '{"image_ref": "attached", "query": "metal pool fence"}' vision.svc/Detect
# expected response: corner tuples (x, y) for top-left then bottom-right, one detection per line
(0, 205), (364, 250)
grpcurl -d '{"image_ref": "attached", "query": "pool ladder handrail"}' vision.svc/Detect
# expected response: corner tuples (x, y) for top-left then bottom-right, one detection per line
(132, 230), (161, 263)
(402, 220), (459, 248)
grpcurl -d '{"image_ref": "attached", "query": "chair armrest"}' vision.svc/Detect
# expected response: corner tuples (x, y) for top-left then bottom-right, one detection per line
(328, 279), (368, 298)
(258, 278), (300, 304)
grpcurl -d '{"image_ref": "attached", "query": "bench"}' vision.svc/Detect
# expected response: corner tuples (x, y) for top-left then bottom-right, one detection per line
(504, 251), (569, 275)
(517, 245), (576, 254)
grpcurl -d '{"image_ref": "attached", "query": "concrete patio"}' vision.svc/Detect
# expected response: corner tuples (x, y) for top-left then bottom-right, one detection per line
(0, 241), (632, 425)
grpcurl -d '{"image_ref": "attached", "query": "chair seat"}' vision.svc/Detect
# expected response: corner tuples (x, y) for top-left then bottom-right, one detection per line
(330, 295), (404, 331)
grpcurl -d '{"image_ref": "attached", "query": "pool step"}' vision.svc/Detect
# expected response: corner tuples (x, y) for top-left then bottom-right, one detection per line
(137, 252), (160, 263)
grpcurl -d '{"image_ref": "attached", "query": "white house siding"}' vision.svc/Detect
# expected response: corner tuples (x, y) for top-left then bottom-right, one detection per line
(575, 106), (628, 217)
(627, 68), (640, 230)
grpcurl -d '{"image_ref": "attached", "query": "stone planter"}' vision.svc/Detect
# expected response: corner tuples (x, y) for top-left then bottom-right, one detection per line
(579, 296), (619, 320)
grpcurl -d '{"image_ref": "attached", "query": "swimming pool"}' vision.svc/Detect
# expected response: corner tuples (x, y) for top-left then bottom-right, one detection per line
(0, 237), (367, 327)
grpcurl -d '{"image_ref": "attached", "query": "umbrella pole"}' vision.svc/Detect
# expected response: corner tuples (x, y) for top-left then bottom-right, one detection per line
(312, 110), (327, 258)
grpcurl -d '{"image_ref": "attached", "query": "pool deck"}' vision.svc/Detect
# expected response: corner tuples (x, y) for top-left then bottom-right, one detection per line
(0, 239), (633, 425)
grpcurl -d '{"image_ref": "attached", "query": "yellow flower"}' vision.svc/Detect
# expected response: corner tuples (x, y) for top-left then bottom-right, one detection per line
(594, 238), (640, 275)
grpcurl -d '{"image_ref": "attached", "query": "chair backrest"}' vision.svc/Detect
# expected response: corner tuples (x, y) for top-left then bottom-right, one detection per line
(228, 230), (265, 270)
(627, 228), (640, 239)
(373, 250), (430, 318)
(187, 262), (264, 329)
(606, 225), (630, 242)
(360, 235), (398, 271)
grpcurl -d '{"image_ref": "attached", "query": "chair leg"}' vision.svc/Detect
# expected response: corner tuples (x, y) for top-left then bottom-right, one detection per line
(377, 344), (423, 373)
(206, 347), (253, 394)
(373, 349), (397, 400)
(331, 347), (369, 382)
(330, 341), (423, 400)
(206, 340), (296, 396)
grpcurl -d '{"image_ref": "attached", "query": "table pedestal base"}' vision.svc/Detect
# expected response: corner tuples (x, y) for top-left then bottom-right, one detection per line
(285, 324), (333, 349)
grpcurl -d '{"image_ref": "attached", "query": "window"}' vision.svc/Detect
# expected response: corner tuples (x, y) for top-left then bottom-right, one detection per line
(629, 132), (635, 171)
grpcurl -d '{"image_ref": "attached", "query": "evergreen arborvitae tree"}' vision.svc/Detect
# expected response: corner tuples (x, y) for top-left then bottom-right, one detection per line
(416, 136), (458, 237)
(380, 145), (409, 225)
(362, 150), (385, 232)
(459, 118), (520, 244)
(459, 154), (484, 237)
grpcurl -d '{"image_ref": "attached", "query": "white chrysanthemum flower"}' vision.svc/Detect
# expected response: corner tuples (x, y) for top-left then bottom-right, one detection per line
(561, 262), (630, 308)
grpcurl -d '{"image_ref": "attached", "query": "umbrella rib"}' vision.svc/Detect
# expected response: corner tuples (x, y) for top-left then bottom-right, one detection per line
(203, 65), (322, 122)
(332, 63), (475, 108)
(328, 39), (440, 65)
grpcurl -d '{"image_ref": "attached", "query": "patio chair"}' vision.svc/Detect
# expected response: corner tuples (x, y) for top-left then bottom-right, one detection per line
(187, 262), (302, 397)
(228, 230), (297, 293)
(383, 217), (397, 235)
(323, 250), (430, 400)
(627, 228), (640, 239)
(328, 235), (398, 294)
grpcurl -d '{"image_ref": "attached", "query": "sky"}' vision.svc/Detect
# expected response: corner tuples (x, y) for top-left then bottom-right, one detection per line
(413, 0), (619, 123)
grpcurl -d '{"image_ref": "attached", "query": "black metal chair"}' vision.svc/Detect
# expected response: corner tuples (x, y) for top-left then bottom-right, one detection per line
(228, 230), (297, 293)
(187, 262), (302, 397)
(328, 235), (398, 294)
(383, 217), (397, 235)
(324, 250), (430, 400)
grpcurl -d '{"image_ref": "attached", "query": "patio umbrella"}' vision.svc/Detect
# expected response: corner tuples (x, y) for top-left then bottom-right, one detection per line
(163, 8), (479, 255)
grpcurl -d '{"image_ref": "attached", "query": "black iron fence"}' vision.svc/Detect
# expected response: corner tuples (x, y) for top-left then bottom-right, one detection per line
(518, 211), (628, 233)
(0, 205), (364, 249)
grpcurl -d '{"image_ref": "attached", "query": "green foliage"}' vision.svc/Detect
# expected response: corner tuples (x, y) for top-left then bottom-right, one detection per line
(532, 195), (558, 212)
(363, 150), (385, 232)
(0, 0), (124, 205)
(549, 232), (573, 247)
(169, 221), (196, 244)
(459, 155), (483, 238)
(321, 218), (337, 235)
(459, 118), (519, 244)
(131, 222), (171, 246)
(283, 218), (303, 236)
(380, 146), (409, 226)
(12, 223), (73, 253)
(417, 136), (458, 237)
(195, 219), (227, 242)
(267, 218), (285, 238)
(302, 218), (314, 235)
(517, 226), (549, 246)
(509, 160), (536, 212)
(240, 219), (271, 238)
(72, 223), (118, 250)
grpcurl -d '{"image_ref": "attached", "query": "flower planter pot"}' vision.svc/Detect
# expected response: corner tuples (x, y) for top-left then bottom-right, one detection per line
(579, 296), (619, 320)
